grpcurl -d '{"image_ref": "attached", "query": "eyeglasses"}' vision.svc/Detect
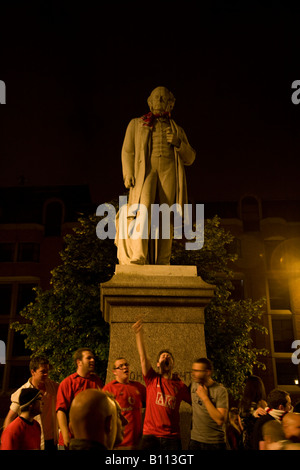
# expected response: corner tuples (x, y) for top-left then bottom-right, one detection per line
(114, 363), (129, 370)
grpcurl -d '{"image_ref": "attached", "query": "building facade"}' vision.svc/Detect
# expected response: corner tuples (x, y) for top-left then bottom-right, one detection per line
(205, 195), (300, 401)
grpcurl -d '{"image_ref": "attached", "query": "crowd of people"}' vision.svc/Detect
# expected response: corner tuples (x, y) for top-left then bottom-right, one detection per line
(1, 319), (300, 451)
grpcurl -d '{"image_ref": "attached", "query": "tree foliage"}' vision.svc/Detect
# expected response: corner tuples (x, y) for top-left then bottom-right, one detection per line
(13, 214), (117, 382)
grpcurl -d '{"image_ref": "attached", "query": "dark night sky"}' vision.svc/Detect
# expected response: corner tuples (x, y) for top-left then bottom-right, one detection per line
(1, 2), (300, 206)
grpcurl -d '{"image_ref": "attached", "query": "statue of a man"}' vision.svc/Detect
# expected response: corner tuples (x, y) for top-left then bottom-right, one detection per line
(116, 86), (196, 265)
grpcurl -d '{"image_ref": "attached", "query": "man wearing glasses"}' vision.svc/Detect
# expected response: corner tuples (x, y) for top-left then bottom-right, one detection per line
(103, 358), (146, 449)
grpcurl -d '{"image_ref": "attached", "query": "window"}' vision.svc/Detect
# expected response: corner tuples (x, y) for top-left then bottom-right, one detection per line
(230, 279), (245, 300)
(0, 284), (12, 316)
(0, 325), (8, 350)
(0, 243), (15, 262)
(8, 365), (30, 390)
(275, 358), (299, 386)
(17, 243), (40, 262)
(264, 240), (286, 271)
(268, 278), (290, 310)
(16, 284), (36, 315)
(12, 330), (31, 357)
(272, 316), (294, 352)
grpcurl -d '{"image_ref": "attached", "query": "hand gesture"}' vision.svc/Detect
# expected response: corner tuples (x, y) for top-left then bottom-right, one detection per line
(124, 175), (135, 188)
(196, 383), (209, 401)
(165, 127), (181, 148)
(132, 319), (143, 334)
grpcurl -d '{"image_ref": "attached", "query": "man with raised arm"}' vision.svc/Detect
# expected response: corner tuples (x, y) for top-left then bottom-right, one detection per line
(132, 319), (191, 450)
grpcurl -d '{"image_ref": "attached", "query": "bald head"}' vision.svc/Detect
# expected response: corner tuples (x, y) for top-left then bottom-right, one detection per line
(147, 86), (175, 114)
(282, 412), (300, 442)
(69, 389), (117, 449)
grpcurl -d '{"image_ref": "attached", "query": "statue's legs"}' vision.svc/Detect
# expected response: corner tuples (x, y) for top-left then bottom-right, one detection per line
(130, 155), (175, 265)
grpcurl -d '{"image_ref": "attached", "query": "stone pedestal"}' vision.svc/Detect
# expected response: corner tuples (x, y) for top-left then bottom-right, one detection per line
(100, 265), (215, 449)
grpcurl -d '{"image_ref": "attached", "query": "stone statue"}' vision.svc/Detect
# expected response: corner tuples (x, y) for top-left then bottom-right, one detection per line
(115, 86), (196, 265)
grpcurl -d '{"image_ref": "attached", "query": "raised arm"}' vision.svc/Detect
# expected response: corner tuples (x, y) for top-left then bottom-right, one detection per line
(132, 320), (151, 377)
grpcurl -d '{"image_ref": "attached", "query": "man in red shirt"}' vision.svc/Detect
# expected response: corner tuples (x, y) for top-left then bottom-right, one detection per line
(3, 356), (58, 450)
(56, 348), (103, 449)
(1, 388), (42, 450)
(132, 320), (191, 450)
(103, 357), (146, 449)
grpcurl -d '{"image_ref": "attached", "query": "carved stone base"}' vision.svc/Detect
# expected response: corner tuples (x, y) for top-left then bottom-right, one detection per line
(100, 265), (215, 449)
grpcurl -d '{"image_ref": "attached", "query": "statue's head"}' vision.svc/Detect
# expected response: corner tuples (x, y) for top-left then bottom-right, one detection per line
(147, 86), (175, 114)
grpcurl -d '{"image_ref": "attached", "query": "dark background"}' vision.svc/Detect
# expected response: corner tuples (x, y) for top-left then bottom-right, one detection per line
(1, 2), (300, 206)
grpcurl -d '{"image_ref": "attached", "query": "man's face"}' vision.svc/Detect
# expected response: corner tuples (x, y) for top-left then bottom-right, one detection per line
(77, 351), (95, 375)
(283, 414), (300, 441)
(284, 395), (293, 412)
(113, 359), (130, 384)
(191, 362), (210, 385)
(157, 351), (174, 373)
(149, 87), (170, 114)
(31, 394), (43, 417)
(31, 364), (49, 385)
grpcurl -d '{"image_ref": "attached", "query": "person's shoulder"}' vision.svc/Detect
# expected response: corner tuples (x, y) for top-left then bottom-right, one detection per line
(59, 372), (77, 386)
(213, 381), (227, 390)
(144, 366), (158, 381)
(103, 380), (118, 390)
(6, 415), (22, 430)
(45, 377), (60, 390)
(170, 373), (186, 384)
(129, 380), (146, 389)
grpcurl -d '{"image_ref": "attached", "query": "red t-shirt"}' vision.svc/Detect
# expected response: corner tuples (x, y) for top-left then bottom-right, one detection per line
(56, 372), (103, 445)
(0, 416), (41, 450)
(143, 368), (191, 439)
(103, 380), (146, 448)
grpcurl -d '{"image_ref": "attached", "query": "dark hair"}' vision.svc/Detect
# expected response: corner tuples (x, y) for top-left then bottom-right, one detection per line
(267, 389), (289, 409)
(19, 388), (41, 411)
(113, 357), (127, 369)
(29, 356), (49, 372)
(193, 357), (213, 371)
(240, 375), (266, 412)
(73, 348), (94, 367)
(156, 349), (174, 363)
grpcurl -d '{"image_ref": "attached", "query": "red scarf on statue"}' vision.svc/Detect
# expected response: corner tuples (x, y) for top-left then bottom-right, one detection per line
(140, 111), (171, 128)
